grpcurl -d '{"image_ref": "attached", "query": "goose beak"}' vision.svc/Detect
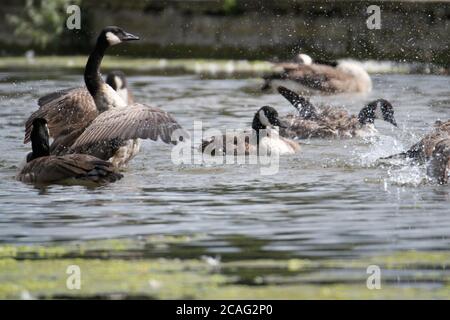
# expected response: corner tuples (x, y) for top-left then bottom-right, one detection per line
(122, 32), (140, 41)
(390, 119), (398, 127)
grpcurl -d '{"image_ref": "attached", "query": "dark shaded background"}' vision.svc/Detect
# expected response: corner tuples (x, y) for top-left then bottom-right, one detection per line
(0, 0), (449, 66)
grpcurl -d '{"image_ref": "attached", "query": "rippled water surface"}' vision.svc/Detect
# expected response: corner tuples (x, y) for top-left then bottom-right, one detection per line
(0, 70), (449, 261)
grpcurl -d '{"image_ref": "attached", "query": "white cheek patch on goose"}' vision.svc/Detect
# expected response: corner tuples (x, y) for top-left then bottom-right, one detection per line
(106, 32), (121, 45)
(259, 110), (271, 127)
(114, 76), (123, 90)
(117, 88), (128, 104)
(98, 83), (127, 108)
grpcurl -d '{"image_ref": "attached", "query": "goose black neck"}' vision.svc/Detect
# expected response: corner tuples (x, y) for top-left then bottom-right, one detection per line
(84, 40), (108, 98)
(256, 131), (261, 156)
(358, 105), (375, 126)
(277, 87), (318, 120)
(252, 115), (265, 132)
(28, 123), (50, 162)
(252, 118), (264, 155)
(252, 117), (263, 142)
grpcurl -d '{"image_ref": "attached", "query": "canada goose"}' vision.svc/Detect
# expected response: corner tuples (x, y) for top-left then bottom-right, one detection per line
(24, 70), (133, 148)
(381, 120), (450, 184)
(24, 27), (139, 151)
(17, 118), (122, 184)
(201, 106), (300, 156)
(277, 86), (397, 139)
(23, 26), (184, 167)
(105, 70), (134, 105)
(262, 53), (372, 94)
(384, 120), (450, 162)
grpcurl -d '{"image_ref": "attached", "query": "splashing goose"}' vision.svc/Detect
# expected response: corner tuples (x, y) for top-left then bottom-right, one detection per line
(17, 118), (122, 184)
(262, 53), (372, 94)
(24, 27), (139, 146)
(24, 70), (133, 151)
(277, 86), (397, 139)
(382, 120), (450, 184)
(23, 26), (184, 167)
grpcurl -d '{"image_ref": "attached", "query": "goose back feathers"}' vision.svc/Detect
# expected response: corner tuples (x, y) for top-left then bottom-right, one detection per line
(17, 154), (123, 184)
(277, 86), (396, 139)
(263, 54), (372, 94)
(24, 87), (96, 144)
(17, 118), (122, 184)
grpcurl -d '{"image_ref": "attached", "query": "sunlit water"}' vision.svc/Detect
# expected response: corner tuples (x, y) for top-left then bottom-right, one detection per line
(0, 70), (449, 262)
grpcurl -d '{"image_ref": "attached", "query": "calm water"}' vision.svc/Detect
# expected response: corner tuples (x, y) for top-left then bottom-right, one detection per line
(0, 70), (449, 261)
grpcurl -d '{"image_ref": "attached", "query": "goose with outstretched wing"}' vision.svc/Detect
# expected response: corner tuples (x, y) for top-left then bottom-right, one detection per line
(23, 26), (185, 167)
(69, 103), (184, 167)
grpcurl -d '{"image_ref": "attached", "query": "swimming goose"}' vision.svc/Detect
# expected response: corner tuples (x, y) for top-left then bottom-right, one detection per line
(23, 27), (140, 145)
(262, 53), (372, 94)
(201, 106), (300, 156)
(277, 86), (397, 139)
(17, 118), (122, 184)
(24, 27), (139, 151)
(24, 70), (133, 148)
(382, 120), (450, 184)
(24, 26), (184, 167)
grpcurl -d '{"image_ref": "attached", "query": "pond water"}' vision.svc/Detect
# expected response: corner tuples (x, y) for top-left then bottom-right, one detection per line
(0, 70), (449, 264)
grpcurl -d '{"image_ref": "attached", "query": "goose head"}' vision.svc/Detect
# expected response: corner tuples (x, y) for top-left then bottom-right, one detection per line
(358, 99), (397, 127)
(98, 26), (140, 47)
(106, 71), (129, 102)
(252, 106), (287, 131)
(27, 118), (50, 162)
(295, 53), (313, 65)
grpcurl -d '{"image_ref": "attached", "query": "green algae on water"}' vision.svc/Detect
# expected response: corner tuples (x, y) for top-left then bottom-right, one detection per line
(1, 236), (450, 299)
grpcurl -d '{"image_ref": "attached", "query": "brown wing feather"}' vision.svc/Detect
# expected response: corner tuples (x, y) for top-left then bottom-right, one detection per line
(319, 106), (351, 120)
(408, 131), (450, 161)
(70, 103), (185, 150)
(24, 87), (98, 143)
(434, 120), (450, 132)
(383, 120), (450, 162)
(286, 64), (347, 92)
(280, 101), (363, 139)
(37, 87), (77, 106)
(50, 126), (89, 155)
(281, 116), (337, 139)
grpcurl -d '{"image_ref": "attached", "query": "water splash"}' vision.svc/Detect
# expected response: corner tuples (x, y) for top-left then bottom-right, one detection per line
(351, 135), (405, 167)
(385, 164), (428, 187)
